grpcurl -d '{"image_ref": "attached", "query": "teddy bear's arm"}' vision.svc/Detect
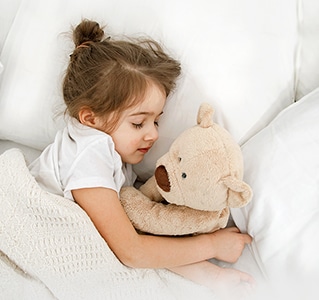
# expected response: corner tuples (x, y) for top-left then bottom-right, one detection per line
(138, 176), (163, 203)
(120, 186), (229, 236)
(150, 204), (230, 235)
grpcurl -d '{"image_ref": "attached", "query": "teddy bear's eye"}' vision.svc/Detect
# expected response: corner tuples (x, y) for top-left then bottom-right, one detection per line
(178, 157), (182, 162)
(181, 172), (187, 179)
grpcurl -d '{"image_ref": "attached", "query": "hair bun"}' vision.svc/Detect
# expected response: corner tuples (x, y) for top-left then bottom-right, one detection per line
(73, 19), (105, 47)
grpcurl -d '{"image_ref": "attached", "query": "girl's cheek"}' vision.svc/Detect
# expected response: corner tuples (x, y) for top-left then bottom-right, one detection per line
(129, 137), (141, 147)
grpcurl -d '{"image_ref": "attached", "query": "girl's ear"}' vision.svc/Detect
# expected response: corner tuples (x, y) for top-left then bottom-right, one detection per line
(78, 107), (97, 126)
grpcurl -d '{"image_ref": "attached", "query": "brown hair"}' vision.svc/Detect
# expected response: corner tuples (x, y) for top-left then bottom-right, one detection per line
(63, 19), (181, 132)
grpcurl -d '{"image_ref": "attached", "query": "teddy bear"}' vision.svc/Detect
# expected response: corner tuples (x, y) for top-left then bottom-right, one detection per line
(120, 103), (252, 236)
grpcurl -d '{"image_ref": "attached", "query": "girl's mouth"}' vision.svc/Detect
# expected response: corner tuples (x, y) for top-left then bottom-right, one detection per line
(138, 147), (150, 154)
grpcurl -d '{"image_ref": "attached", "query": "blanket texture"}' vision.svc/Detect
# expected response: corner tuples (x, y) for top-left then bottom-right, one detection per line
(0, 148), (215, 300)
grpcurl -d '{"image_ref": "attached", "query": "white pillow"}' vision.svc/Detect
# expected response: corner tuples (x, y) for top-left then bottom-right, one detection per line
(294, 0), (319, 100)
(0, 0), (297, 179)
(0, 0), (22, 50)
(231, 87), (319, 292)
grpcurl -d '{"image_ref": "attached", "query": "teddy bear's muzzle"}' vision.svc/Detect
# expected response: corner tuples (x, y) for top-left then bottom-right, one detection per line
(155, 165), (171, 192)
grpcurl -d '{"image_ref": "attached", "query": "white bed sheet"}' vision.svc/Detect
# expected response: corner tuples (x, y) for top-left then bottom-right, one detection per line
(0, 140), (41, 164)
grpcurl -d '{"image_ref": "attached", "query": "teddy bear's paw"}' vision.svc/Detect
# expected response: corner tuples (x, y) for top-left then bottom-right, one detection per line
(119, 186), (151, 217)
(195, 208), (230, 233)
(217, 207), (230, 228)
(138, 176), (163, 202)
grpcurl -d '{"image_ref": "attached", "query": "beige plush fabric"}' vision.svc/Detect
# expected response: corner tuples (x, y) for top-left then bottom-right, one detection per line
(0, 148), (215, 300)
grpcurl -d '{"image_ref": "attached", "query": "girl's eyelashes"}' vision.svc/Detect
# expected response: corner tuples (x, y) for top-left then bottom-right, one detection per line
(132, 123), (143, 129)
(132, 121), (159, 129)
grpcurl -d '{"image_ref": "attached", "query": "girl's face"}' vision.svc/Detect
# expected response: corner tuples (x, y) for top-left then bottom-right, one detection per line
(110, 83), (166, 164)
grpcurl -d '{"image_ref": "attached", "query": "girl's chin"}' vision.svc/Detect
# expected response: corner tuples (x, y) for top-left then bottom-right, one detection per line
(124, 154), (145, 165)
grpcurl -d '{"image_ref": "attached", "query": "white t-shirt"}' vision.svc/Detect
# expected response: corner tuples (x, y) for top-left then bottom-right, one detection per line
(29, 119), (137, 201)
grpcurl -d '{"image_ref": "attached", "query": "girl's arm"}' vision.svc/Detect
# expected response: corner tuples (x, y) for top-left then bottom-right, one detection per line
(72, 187), (251, 269)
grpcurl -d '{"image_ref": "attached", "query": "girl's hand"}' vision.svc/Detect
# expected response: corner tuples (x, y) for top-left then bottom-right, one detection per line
(169, 260), (255, 298)
(210, 227), (252, 263)
(211, 266), (256, 299)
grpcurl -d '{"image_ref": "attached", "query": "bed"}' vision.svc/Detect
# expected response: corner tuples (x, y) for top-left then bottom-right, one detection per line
(1, 0), (318, 299)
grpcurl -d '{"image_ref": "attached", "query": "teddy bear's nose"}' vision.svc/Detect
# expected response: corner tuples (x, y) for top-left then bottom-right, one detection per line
(155, 165), (170, 192)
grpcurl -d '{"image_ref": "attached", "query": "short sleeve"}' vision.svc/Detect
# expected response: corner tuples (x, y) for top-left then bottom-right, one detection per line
(62, 138), (125, 200)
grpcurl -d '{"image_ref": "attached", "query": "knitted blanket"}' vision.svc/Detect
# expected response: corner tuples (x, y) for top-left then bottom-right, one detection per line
(0, 148), (215, 300)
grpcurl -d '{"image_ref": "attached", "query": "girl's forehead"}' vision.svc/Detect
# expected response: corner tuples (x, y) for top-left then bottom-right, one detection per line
(125, 83), (166, 116)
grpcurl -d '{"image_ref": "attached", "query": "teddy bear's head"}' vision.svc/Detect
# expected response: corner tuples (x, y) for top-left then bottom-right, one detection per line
(154, 103), (252, 212)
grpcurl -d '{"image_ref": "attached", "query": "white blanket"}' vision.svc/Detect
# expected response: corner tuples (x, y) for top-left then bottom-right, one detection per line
(0, 148), (215, 300)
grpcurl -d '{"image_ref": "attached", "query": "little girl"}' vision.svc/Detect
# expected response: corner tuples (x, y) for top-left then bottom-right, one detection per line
(29, 19), (254, 293)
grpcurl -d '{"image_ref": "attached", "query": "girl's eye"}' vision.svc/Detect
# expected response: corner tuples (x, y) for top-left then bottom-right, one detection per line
(154, 121), (159, 127)
(132, 123), (143, 129)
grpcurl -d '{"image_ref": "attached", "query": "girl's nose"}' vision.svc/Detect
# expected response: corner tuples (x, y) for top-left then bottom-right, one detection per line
(145, 125), (159, 142)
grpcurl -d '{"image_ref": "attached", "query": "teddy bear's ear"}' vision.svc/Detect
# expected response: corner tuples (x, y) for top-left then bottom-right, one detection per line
(197, 103), (214, 128)
(221, 176), (253, 208)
